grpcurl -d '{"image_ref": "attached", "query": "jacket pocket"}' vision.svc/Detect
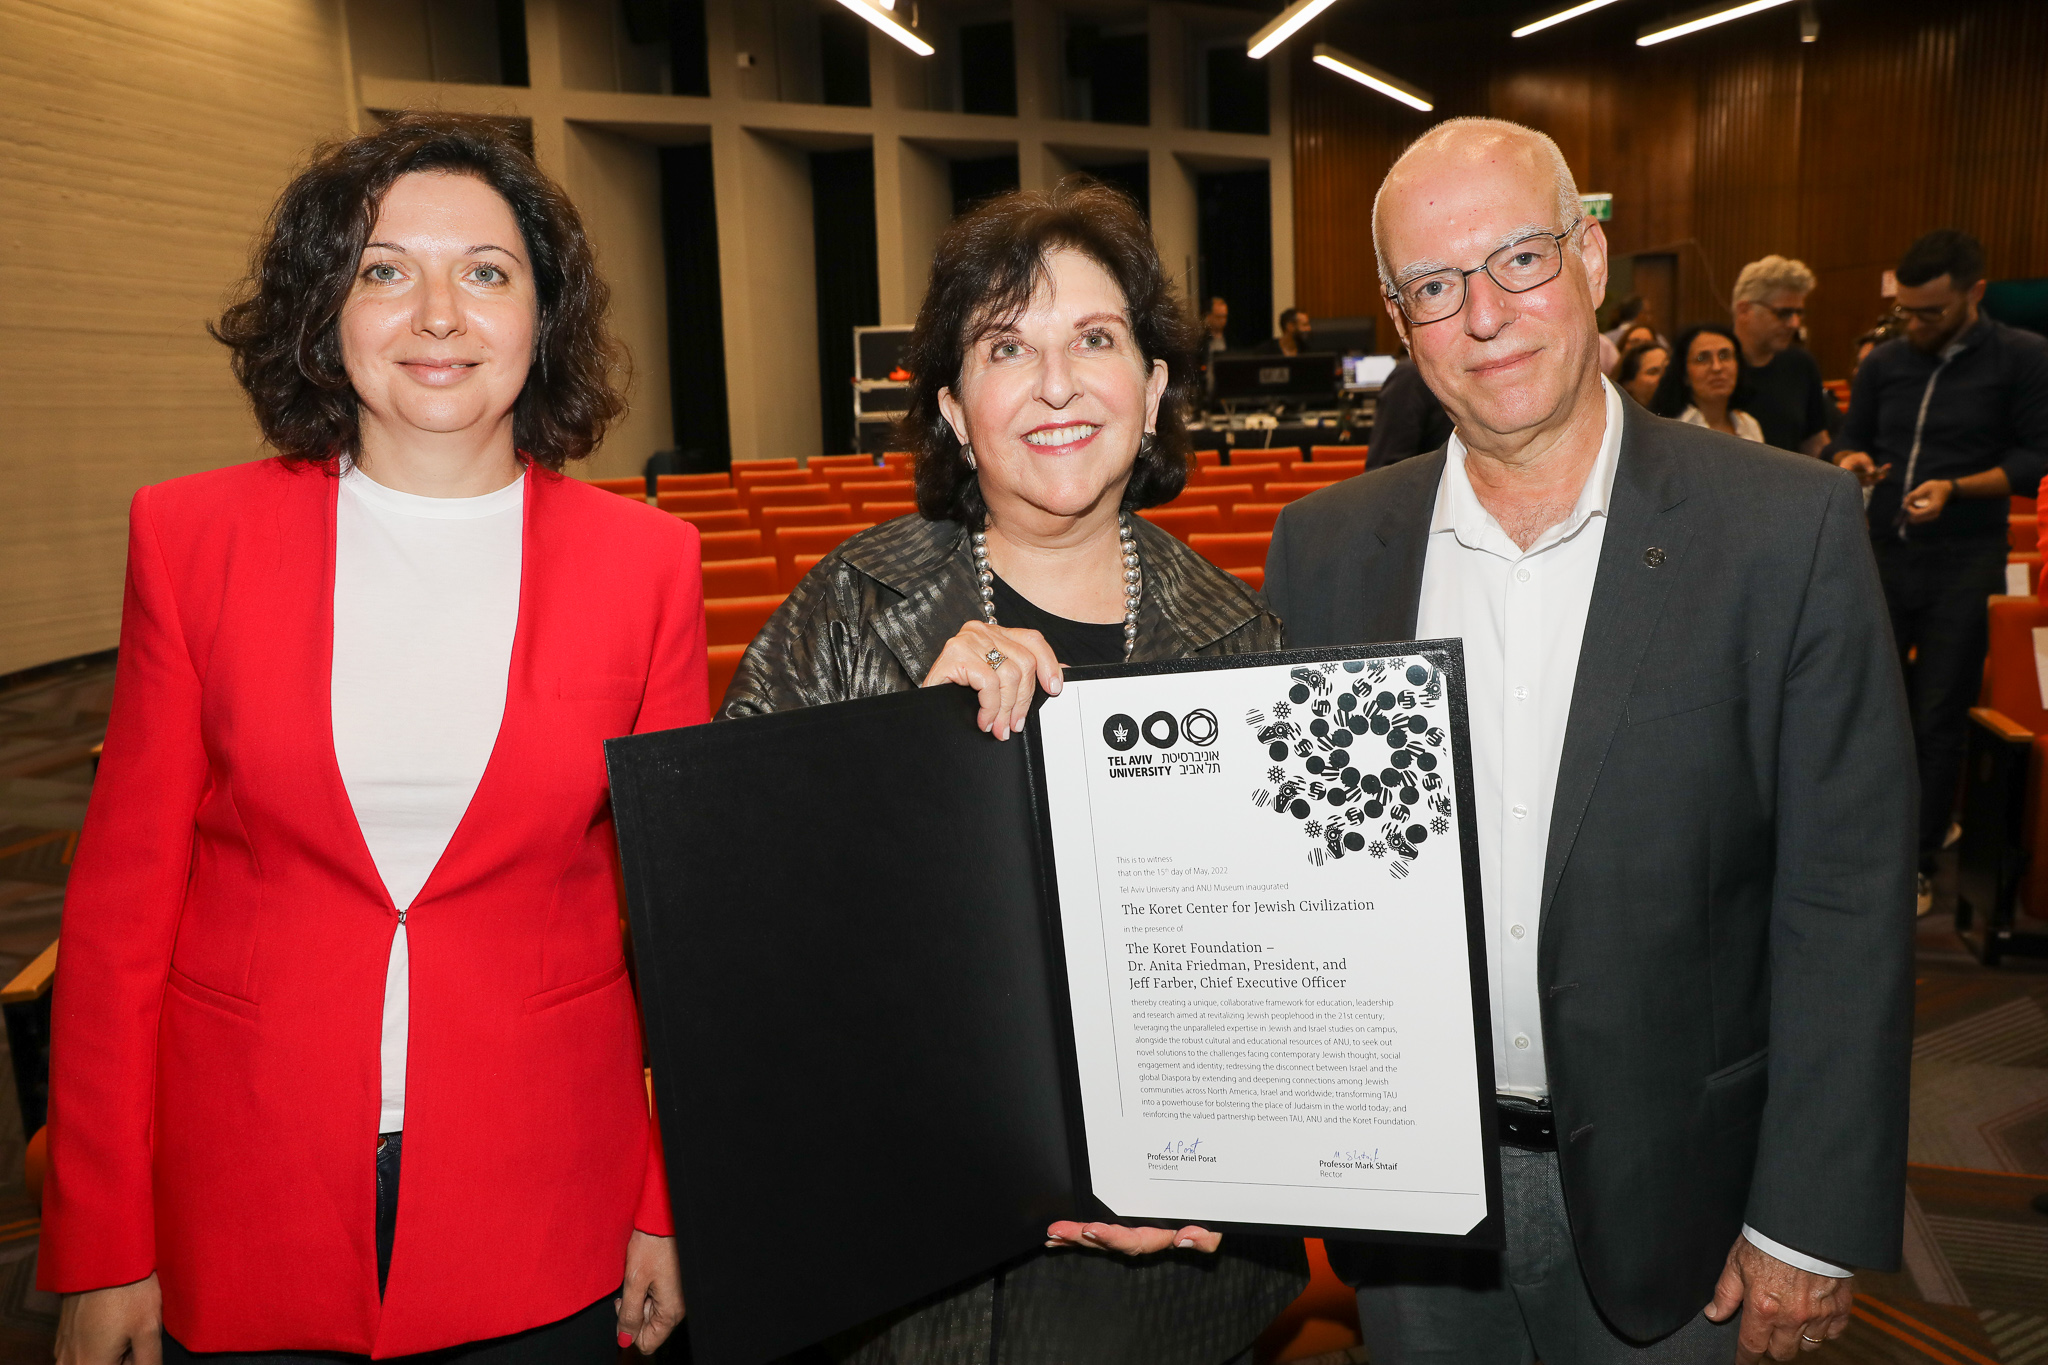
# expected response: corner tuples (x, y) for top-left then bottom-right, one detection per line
(522, 959), (628, 1015)
(1704, 1046), (1769, 1133)
(1626, 658), (1752, 726)
(166, 965), (260, 1022)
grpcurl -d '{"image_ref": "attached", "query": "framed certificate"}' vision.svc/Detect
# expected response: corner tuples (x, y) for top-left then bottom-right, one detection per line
(605, 641), (1498, 1365)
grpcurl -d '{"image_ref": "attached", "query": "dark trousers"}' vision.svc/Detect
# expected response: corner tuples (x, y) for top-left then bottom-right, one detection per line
(1871, 535), (2010, 856)
(163, 1131), (620, 1363)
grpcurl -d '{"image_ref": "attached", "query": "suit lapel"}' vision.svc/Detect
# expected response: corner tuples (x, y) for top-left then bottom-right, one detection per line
(1361, 451), (1443, 643)
(1538, 409), (1695, 929)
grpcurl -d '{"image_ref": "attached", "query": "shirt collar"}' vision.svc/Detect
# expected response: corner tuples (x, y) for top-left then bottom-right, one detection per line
(1430, 376), (1624, 559)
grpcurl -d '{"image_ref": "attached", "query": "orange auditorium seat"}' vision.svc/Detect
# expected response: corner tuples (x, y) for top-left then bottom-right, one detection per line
(1957, 595), (2048, 964)
(749, 485), (834, 511)
(697, 529), (766, 562)
(656, 490), (741, 513)
(707, 644), (747, 704)
(1139, 505), (1225, 542)
(1227, 503), (1286, 535)
(848, 481), (917, 512)
(1263, 482), (1330, 504)
(1197, 466), (1276, 499)
(810, 454), (878, 472)
(705, 594), (788, 647)
(880, 451), (914, 471)
(2011, 515), (2036, 553)
(656, 473), (730, 492)
(758, 504), (857, 535)
(827, 469), (900, 499)
(2014, 496), (2037, 516)
(1172, 485), (1257, 512)
(1288, 460), (1364, 481)
(790, 553), (829, 584)
(858, 501), (918, 523)
(588, 477), (645, 498)
(774, 523), (874, 589)
(1188, 532), (1271, 570)
(702, 557), (779, 598)
(741, 458), (801, 472)
(675, 509), (750, 534)
(1227, 447), (1295, 466)
(734, 469), (810, 494)
(1310, 445), (1370, 463)
(2008, 553), (2043, 598)
(1233, 566), (1265, 591)
(1253, 1240), (1363, 1364)
(1194, 449), (1223, 467)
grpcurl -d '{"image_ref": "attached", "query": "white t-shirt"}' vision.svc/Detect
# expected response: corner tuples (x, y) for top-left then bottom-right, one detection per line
(331, 465), (524, 1133)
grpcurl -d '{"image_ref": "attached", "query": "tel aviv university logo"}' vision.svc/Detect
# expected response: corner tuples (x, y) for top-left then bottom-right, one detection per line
(1102, 707), (1219, 752)
(1248, 659), (1451, 873)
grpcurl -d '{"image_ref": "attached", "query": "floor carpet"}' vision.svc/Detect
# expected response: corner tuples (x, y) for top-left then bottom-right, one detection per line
(0, 657), (2042, 1360)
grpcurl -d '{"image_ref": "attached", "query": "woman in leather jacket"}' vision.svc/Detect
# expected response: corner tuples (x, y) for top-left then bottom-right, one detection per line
(719, 179), (1303, 1365)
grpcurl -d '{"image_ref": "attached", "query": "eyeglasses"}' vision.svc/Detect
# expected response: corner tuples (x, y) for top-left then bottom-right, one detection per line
(1891, 302), (1953, 325)
(1387, 220), (1585, 327)
(1762, 305), (1805, 323)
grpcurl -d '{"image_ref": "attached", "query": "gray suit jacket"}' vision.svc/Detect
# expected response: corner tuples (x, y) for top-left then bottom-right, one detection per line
(1266, 400), (1915, 1340)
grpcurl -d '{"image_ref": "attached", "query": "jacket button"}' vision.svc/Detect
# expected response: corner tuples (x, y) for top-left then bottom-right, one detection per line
(1643, 547), (1666, 568)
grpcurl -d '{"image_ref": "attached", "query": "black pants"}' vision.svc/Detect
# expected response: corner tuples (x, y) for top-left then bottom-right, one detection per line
(1872, 535), (2010, 856)
(162, 1131), (620, 1363)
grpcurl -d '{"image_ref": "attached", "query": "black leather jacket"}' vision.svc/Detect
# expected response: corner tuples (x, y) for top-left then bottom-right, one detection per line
(717, 513), (1303, 1365)
(720, 513), (1285, 718)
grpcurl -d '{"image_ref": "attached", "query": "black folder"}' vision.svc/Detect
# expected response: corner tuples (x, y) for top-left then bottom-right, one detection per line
(606, 646), (1500, 1365)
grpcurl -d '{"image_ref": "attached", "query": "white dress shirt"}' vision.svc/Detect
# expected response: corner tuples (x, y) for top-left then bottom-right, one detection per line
(332, 465), (524, 1133)
(1414, 378), (1848, 1277)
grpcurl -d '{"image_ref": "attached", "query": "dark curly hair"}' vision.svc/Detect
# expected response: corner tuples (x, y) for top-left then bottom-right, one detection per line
(211, 112), (622, 470)
(1648, 322), (1751, 420)
(898, 177), (1201, 526)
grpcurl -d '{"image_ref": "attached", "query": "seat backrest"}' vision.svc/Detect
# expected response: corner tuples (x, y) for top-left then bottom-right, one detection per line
(705, 593), (789, 647)
(742, 458), (802, 472)
(2010, 514), (2036, 553)
(857, 501), (918, 523)
(674, 509), (751, 533)
(656, 490), (741, 513)
(773, 523), (874, 588)
(810, 454), (878, 471)
(1227, 503), (1285, 535)
(1194, 449), (1223, 467)
(734, 469), (809, 492)
(697, 529), (766, 561)
(656, 473), (731, 491)
(2014, 495), (2037, 516)
(1227, 448), (1296, 467)
(1310, 445), (1370, 463)
(2009, 552), (2043, 598)
(1290, 460), (1363, 481)
(1138, 505), (1225, 541)
(1262, 482), (1328, 504)
(1187, 532), (1271, 569)
(702, 557), (780, 597)
(757, 504), (858, 532)
(880, 451), (914, 470)
(588, 477), (646, 498)
(707, 643), (747, 705)
(1983, 595), (2048, 732)
(848, 481), (917, 509)
(1172, 485), (1257, 510)
(750, 485), (833, 509)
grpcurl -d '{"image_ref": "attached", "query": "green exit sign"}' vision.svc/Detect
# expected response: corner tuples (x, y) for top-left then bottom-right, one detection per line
(1581, 193), (1613, 222)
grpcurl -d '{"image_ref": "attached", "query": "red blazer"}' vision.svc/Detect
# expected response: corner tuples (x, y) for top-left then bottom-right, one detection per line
(39, 458), (707, 1356)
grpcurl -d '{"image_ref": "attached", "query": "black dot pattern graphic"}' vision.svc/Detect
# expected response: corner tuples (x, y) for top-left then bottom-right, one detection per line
(1244, 659), (1453, 874)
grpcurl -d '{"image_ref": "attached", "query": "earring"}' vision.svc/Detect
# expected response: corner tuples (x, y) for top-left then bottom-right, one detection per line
(1137, 431), (1157, 460)
(962, 443), (976, 470)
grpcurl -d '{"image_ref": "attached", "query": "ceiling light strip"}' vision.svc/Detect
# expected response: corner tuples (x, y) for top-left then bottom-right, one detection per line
(1637, 0), (1799, 46)
(1248, 0), (1341, 60)
(1310, 43), (1433, 112)
(1512, 0), (1630, 39)
(832, 0), (935, 56)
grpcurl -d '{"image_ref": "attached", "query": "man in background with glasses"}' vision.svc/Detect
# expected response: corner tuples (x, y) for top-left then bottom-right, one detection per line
(1731, 256), (1833, 457)
(1833, 229), (2048, 915)
(1266, 116), (1914, 1364)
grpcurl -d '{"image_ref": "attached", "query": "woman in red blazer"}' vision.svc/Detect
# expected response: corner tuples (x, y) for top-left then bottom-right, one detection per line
(43, 115), (702, 1360)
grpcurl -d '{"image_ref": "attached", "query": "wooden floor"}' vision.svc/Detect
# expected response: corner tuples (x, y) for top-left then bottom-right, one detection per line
(0, 658), (2043, 1360)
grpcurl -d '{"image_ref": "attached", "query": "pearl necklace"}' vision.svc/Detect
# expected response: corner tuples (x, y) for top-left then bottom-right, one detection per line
(972, 513), (1142, 661)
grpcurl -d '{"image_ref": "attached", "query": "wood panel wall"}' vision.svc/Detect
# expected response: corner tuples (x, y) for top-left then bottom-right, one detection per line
(1291, 0), (2048, 382)
(0, 1), (353, 675)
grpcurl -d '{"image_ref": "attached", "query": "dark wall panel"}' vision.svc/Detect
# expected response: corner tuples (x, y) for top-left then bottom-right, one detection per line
(659, 144), (730, 470)
(811, 148), (880, 456)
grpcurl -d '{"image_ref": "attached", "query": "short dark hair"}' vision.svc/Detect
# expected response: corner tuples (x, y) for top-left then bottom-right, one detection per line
(1279, 308), (1302, 330)
(1897, 229), (1986, 290)
(1614, 339), (1668, 392)
(898, 177), (1199, 526)
(211, 112), (623, 470)
(1648, 323), (1748, 419)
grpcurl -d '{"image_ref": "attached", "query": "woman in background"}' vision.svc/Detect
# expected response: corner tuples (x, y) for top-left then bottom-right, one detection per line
(722, 178), (1304, 1365)
(1615, 339), (1670, 408)
(1650, 322), (1765, 441)
(45, 114), (697, 1363)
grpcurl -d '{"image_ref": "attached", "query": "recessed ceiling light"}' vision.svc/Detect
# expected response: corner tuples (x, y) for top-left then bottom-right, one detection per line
(1248, 0), (1342, 60)
(1637, 0), (1800, 46)
(1512, 0), (1631, 39)
(1310, 43), (1433, 112)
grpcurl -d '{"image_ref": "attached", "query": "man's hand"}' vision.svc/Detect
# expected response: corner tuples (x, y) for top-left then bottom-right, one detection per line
(1704, 1236), (1853, 1361)
(1902, 477), (1954, 523)
(1832, 451), (1891, 488)
(616, 1230), (684, 1355)
(1044, 1221), (1222, 1255)
(56, 1274), (162, 1365)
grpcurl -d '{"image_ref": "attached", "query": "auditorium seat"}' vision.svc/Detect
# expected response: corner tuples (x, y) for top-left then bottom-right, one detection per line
(1194, 449), (1222, 467)
(697, 529), (766, 562)
(657, 490), (741, 513)
(705, 594), (788, 647)
(773, 523), (874, 589)
(1253, 1240), (1364, 1363)
(810, 454), (879, 472)
(880, 451), (914, 471)
(1287, 460), (1364, 481)
(1139, 505), (1224, 541)
(791, 553), (829, 584)
(1310, 445), (1370, 463)
(1227, 447), (1295, 467)
(2016, 496), (2038, 516)
(1958, 596), (2048, 964)
(674, 509), (750, 534)
(757, 504), (858, 535)
(708, 644), (747, 704)
(1171, 485), (1256, 512)
(1226, 503), (1286, 535)
(734, 469), (810, 494)
(656, 473), (731, 492)
(702, 557), (779, 598)
(827, 470), (900, 499)
(588, 477), (646, 498)
(2010, 515), (2036, 553)
(1195, 465), (1276, 498)
(1262, 482), (1331, 504)
(1233, 566), (1265, 591)
(749, 485), (834, 511)
(744, 458), (802, 471)
(857, 501), (918, 523)
(848, 481), (916, 513)
(2007, 553), (2042, 598)
(1188, 532), (1271, 571)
